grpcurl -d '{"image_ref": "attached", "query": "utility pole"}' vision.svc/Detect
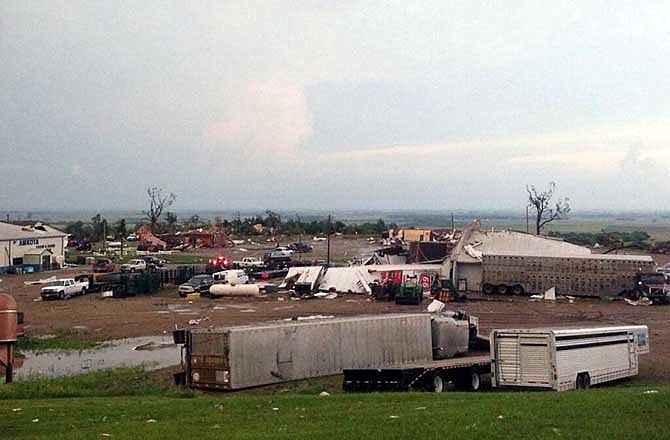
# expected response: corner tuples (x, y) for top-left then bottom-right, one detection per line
(451, 213), (455, 232)
(326, 214), (331, 267)
(526, 205), (530, 234)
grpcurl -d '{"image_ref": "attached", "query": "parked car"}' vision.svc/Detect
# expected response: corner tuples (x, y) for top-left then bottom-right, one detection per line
(136, 244), (160, 252)
(141, 255), (165, 269)
(274, 247), (294, 256)
(212, 269), (249, 285)
(120, 259), (147, 273)
(208, 256), (232, 270)
(288, 242), (313, 253)
(263, 251), (291, 269)
(40, 278), (89, 300)
(178, 274), (214, 298)
(93, 258), (114, 273)
(126, 233), (139, 241)
(234, 257), (265, 269)
(76, 242), (92, 251)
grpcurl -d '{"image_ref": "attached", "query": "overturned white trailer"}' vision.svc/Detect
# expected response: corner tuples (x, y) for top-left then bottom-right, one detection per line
(178, 313), (434, 390)
(491, 325), (649, 391)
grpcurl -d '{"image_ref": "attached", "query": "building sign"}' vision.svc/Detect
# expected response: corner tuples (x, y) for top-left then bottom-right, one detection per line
(420, 273), (432, 293)
(17, 239), (39, 246)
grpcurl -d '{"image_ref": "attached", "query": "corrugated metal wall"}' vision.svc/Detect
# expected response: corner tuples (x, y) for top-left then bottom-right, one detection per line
(190, 314), (433, 389)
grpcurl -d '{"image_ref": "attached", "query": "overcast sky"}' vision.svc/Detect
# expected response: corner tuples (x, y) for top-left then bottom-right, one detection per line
(2, 1), (670, 211)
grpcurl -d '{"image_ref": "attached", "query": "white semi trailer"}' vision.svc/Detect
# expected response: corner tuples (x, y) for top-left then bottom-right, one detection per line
(491, 325), (649, 391)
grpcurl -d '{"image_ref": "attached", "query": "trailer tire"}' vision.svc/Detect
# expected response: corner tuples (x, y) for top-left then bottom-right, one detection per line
(511, 285), (524, 295)
(469, 370), (481, 391)
(431, 374), (446, 393)
(482, 283), (495, 295)
(576, 373), (591, 390)
(496, 284), (510, 295)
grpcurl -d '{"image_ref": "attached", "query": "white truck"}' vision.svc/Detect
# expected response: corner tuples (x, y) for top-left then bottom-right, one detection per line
(491, 325), (649, 391)
(120, 259), (147, 273)
(212, 269), (249, 285)
(40, 278), (90, 300)
(234, 257), (265, 269)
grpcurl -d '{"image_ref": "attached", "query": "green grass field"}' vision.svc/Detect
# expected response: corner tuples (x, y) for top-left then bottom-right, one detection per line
(15, 331), (105, 353)
(1, 368), (668, 439)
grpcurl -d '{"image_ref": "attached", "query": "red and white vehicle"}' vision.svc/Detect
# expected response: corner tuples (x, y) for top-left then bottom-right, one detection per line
(208, 256), (232, 270)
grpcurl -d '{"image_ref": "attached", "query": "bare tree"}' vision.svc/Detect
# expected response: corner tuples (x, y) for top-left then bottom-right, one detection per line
(526, 182), (571, 235)
(145, 186), (176, 232)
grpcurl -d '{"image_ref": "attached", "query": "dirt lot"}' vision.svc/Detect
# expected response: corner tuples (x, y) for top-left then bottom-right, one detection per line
(2, 265), (670, 383)
(4, 231), (670, 384)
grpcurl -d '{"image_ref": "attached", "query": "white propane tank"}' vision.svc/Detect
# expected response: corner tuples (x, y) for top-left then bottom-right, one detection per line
(209, 283), (260, 297)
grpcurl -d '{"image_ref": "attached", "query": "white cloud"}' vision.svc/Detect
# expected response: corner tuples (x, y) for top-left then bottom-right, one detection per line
(203, 80), (313, 163)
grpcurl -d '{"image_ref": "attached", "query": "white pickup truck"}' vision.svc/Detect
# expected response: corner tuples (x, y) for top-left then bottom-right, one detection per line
(40, 278), (90, 300)
(120, 259), (147, 273)
(234, 257), (265, 269)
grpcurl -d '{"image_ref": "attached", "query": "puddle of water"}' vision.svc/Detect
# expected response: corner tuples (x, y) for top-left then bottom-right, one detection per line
(14, 335), (181, 379)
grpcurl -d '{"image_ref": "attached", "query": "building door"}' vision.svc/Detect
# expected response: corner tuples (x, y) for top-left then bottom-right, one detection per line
(42, 254), (51, 269)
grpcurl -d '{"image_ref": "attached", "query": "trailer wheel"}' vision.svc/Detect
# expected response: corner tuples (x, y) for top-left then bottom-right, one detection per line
(482, 283), (495, 295)
(576, 373), (591, 390)
(469, 370), (481, 391)
(496, 285), (510, 295)
(511, 285), (524, 295)
(431, 374), (446, 393)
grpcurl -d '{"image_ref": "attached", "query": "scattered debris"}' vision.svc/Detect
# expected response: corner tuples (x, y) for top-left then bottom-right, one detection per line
(12, 408), (22, 412)
(319, 391), (330, 397)
(146, 419), (157, 423)
(427, 299), (446, 313)
(188, 317), (210, 326)
(313, 292), (337, 299)
(24, 276), (57, 286)
(389, 415), (400, 419)
(497, 415), (504, 420)
(32, 418), (39, 423)
(284, 315), (335, 321)
(272, 408), (279, 411)
(625, 298), (652, 306)
(643, 390), (659, 394)
(240, 309), (256, 313)
(133, 341), (175, 351)
(415, 407), (427, 410)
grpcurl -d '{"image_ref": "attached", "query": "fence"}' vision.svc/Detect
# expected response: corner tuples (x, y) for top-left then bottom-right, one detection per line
(158, 265), (214, 286)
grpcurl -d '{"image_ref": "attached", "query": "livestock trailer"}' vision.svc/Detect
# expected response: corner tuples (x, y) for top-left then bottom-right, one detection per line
(175, 313), (433, 390)
(480, 253), (655, 297)
(491, 325), (649, 391)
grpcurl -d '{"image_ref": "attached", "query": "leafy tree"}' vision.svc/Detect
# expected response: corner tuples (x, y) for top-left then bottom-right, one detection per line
(90, 214), (109, 241)
(114, 219), (127, 239)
